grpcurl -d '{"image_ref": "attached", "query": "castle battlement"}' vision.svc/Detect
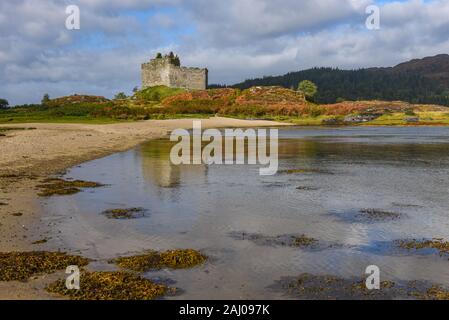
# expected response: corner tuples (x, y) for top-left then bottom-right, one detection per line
(141, 53), (208, 90)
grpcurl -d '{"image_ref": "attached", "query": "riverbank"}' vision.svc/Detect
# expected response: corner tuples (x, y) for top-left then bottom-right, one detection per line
(0, 117), (290, 299)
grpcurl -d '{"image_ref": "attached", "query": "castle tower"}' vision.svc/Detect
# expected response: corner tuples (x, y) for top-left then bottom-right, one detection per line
(141, 53), (208, 90)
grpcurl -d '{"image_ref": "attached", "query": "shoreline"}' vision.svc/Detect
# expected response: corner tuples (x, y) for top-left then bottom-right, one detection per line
(1, 118), (447, 299)
(0, 117), (290, 299)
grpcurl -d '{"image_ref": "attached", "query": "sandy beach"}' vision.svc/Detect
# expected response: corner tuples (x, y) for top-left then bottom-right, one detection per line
(0, 117), (289, 299)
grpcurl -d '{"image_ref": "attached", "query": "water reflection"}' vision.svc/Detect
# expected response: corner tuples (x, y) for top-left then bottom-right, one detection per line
(43, 126), (449, 299)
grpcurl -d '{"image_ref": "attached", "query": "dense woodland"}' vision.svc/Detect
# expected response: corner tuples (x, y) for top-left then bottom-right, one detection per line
(212, 66), (449, 106)
(211, 55), (449, 106)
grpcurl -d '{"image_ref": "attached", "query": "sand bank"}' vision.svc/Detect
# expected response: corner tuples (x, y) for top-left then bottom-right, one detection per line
(0, 117), (289, 299)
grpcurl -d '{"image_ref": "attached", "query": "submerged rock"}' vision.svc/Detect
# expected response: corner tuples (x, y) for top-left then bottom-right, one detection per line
(229, 232), (338, 251)
(101, 207), (148, 220)
(359, 208), (402, 221)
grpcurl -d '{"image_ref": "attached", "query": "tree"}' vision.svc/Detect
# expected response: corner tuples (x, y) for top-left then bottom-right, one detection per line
(132, 86), (139, 93)
(156, 52), (162, 59)
(114, 92), (127, 100)
(41, 93), (50, 105)
(0, 98), (9, 109)
(298, 80), (318, 100)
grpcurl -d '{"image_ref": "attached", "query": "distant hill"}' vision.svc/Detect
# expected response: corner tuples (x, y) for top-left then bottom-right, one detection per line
(223, 54), (449, 106)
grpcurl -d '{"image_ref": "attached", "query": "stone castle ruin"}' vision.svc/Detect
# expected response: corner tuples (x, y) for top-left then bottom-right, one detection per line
(141, 53), (208, 90)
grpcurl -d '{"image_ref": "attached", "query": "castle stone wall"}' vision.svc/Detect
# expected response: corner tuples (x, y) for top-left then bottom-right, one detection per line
(141, 57), (208, 90)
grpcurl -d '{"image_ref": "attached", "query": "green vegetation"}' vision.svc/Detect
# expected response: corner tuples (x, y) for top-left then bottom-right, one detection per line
(366, 112), (449, 126)
(298, 80), (318, 101)
(0, 251), (89, 281)
(0, 98), (8, 109)
(1, 85), (448, 125)
(0, 88), (200, 123)
(231, 55), (449, 106)
(114, 92), (127, 100)
(133, 85), (186, 103)
(111, 249), (207, 272)
(46, 271), (170, 300)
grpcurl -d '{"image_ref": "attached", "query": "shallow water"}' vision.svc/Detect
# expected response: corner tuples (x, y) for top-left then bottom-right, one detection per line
(42, 126), (449, 299)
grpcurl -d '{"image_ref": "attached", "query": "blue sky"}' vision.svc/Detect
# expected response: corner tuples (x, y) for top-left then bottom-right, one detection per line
(1, 0), (449, 105)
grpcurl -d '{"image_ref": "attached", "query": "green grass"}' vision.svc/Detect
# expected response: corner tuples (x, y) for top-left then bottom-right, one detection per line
(3, 87), (449, 126)
(0, 116), (121, 124)
(285, 115), (339, 125)
(364, 112), (449, 126)
(0, 111), (212, 124)
(133, 86), (186, 102)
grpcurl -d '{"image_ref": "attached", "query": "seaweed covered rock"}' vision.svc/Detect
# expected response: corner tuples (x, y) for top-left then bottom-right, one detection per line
(101, 207), (147, 219)
(396, 238), (449, 256)
(36, 178), (104, 197)
(0, 251), (89, 281)
(46, 271), (169, 300)
(111, 249), (207, 272)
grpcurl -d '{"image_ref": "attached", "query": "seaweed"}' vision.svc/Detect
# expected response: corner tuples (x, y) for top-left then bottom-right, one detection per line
(292, 235), (319, 248)
(228, 232), (335, 250)
(396, 238), (449, 257)
(101, 207), (147, 220)
(329, 208), (403, 223)
(279, 168), (333, 175)
(46, 271), (171, 300)
(273, 273), (449, 300)
(31, 238), (48, 245)
(0, 251), (89, 281)
(36, 178), (104, 197)
(111, 249), (207, 272)
(359, 209), (401, 221)
(296, 186), (320, 191)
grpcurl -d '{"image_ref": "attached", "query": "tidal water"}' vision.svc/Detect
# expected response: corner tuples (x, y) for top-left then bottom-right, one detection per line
(42, 126), (449, 299)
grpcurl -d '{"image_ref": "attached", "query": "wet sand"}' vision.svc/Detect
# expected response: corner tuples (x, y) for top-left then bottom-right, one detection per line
(0, 117), (289, 299)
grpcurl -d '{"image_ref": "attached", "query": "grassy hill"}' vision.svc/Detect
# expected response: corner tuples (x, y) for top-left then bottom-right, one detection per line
(1, 85), (448, 125)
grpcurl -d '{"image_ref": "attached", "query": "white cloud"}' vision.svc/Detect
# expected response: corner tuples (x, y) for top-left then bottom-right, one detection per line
(1, 0), (449, 105)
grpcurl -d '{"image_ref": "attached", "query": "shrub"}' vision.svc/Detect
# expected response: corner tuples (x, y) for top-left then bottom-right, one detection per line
(0, 99), (9, 109)
(114, 92), (128, 100)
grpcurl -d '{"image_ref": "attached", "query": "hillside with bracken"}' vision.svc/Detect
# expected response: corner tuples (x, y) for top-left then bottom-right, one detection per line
(2, 85), (448, 125)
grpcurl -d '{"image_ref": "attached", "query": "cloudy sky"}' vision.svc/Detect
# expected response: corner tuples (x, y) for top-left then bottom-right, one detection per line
(1, 0), (449, 105)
